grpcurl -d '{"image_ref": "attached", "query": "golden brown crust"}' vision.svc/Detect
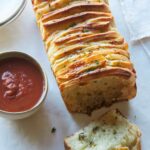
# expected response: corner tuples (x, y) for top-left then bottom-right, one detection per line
(43, 12), (112, 39)
(137, 139), (142, 150)
(64, 140), (72, 150)
(132, 136), (142, 150)
(32, 0), (137, 114)
(59, 68), (133, 90)
(67, 99), (130, 115)
(115, 147), (129, 150)
(63, 31), (118, 45)
(55, 31), (122, 45)
(42, 2), (110, 22)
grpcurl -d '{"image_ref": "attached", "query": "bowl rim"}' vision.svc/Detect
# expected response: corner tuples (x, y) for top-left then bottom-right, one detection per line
(0, 0), (27, 27)
(0, 50), (48, 116)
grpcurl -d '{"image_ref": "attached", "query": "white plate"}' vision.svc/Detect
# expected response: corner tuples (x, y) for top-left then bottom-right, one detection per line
(0, 0), (26, 27)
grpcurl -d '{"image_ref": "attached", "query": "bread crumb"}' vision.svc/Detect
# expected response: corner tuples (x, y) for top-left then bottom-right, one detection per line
(51, 127), (56, 133)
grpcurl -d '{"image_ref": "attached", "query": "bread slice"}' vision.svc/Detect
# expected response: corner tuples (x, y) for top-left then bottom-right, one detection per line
(32, 0), (136, 114)
(64, 110), (141, 150)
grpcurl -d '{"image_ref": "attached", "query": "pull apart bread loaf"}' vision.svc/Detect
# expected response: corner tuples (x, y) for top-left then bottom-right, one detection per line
(64, 109), (141, 150)
(32, 0), (136, 114)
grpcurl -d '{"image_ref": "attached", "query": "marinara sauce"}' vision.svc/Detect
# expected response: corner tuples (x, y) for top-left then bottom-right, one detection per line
(0, 57), (44, 112)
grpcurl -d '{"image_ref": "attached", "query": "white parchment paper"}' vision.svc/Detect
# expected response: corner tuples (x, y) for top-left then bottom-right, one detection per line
(0, 0), (149, 149)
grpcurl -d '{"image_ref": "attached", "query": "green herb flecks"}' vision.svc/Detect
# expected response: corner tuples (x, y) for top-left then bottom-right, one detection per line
(69, 22), (77, 28)
(102, 129), (106, 132)
(83, 29), (89, 33)
(92, 126), (99, 134)
(113, 129), (117, 135)
(79, 132), (86, 141)
(89, 140), (96, 147)
(85, 68), (95, 73)
(94, 60), (99, 65)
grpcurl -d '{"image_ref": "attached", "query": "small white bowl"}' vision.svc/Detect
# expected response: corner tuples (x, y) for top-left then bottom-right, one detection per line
(0, 51), (48, 120)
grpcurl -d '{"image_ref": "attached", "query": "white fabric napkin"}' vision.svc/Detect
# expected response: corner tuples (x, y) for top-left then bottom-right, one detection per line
(119, 0), (150, 41)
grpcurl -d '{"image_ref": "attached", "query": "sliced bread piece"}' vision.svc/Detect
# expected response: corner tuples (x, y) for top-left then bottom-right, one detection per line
(64, 109), (141, 150)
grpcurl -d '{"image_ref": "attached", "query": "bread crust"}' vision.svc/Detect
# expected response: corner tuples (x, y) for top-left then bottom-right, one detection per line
(64, 135), (142, 150)
(64, 140), (72, 150)
(43, 12), (112, 39)
(42, 3), (110, 22)
(32, 0), (137, 114)
(133, 136), (141, 150)
(59, 67), (135, 90)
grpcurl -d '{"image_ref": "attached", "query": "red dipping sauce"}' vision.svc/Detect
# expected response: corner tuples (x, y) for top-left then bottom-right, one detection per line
(0, 57), (44, 112)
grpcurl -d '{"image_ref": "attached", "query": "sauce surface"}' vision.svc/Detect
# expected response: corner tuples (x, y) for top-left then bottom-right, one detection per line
(0, 57), (44, 112)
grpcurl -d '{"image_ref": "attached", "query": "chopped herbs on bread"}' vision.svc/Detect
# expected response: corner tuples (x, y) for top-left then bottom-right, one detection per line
(32, 0), (136, 114)
(64, 110), (141, 150)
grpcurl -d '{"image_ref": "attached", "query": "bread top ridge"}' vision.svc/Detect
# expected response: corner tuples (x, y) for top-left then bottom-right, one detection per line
(32, 0), (136, 90)
(64, 109), (141, 150)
